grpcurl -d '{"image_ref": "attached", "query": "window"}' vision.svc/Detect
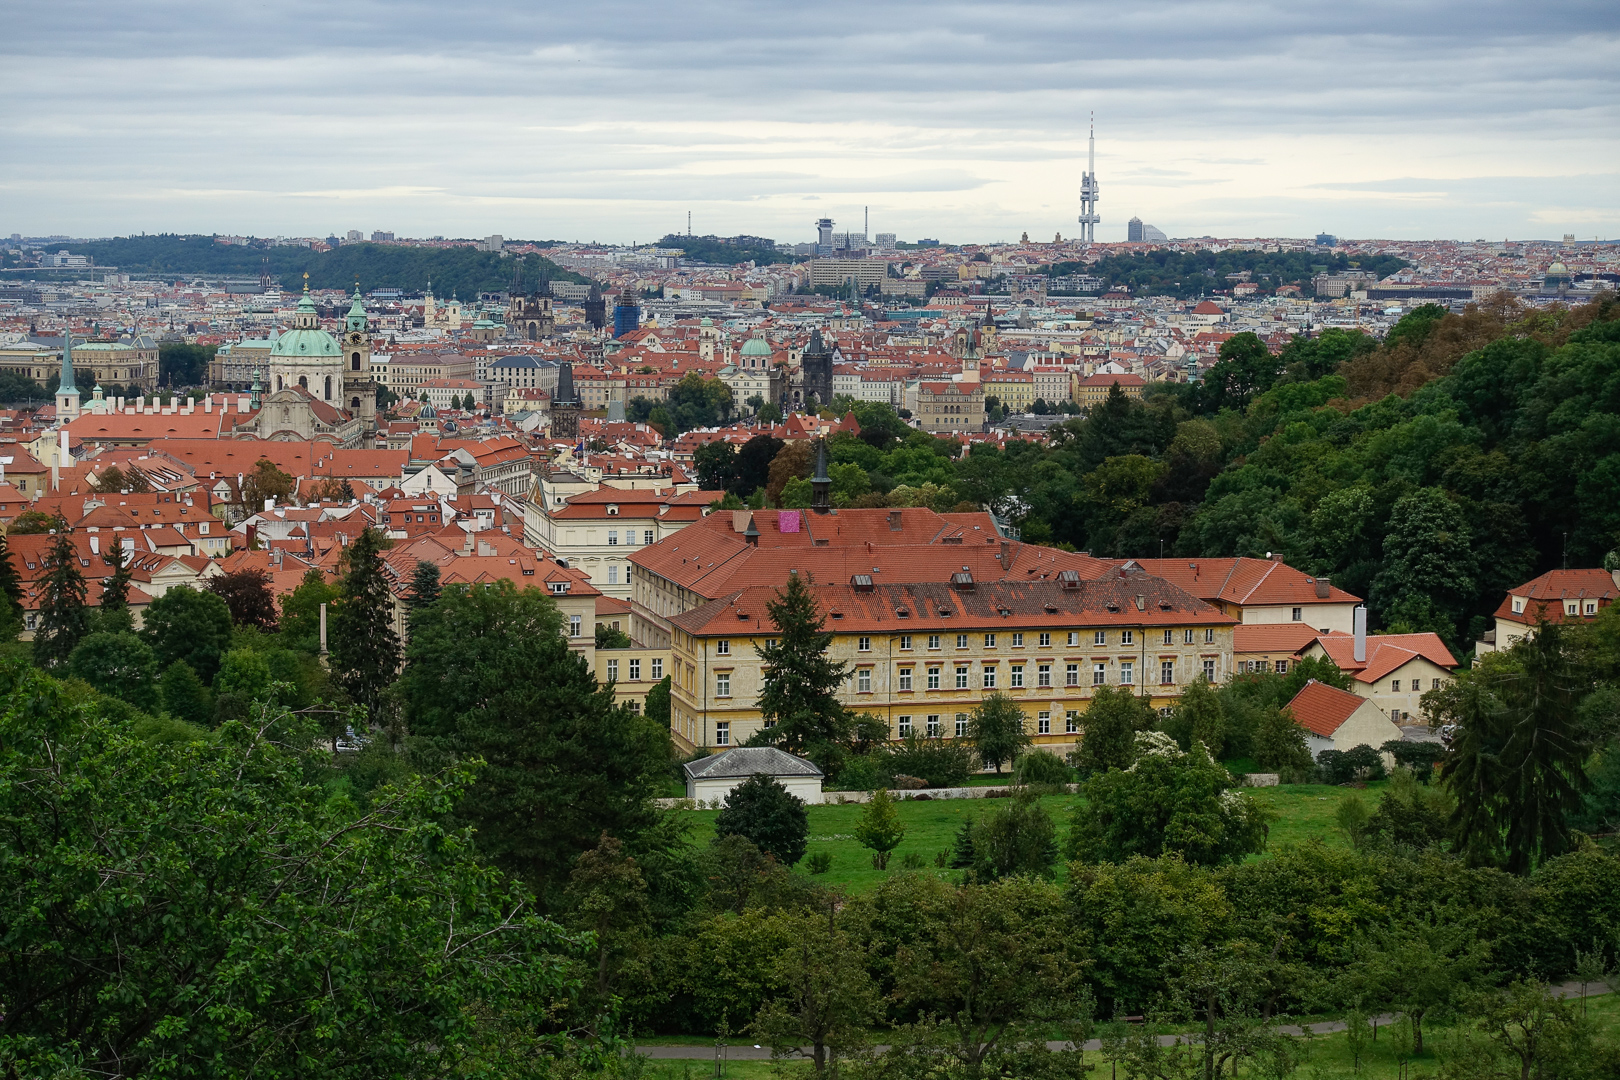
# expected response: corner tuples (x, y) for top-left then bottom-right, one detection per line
(627, 700), (640, 714)
(928, 634), (942, 650)
(984, 633), (997, 648)
(1038, 663), (1052, 687)
(608, 531), (618, 546)
(1010, 664), (1024, 688)
(927, 666), (941, 690)
(1291, 606), (1302, 621)
(899, 668), (913, 691)
(858, 669), (872, 692)
(1203, 659), (1216, 681)
(1163, 629), (1174, 645)
(1275, 660), (1288, 674)
(715, 722), (730, 746)
(644, 530), (654, 545)
(955, 713), (969, 738)
(1566, 602), (1578, 616)
(1184, 628), (1195, 644)
(1068, 632), (1079, 646)
(1065, 710), (1079, 734)
(1512, 596), (1526, 614)
(569, 615), (582, 637)
(858, 636), (871, 652)
(1586, 601), (1598, 615)
(606, 659), (619, 681)
(982, 666), (997, 689)
(900, 635), (913, 651)
(956, 634), (969, 649)
(716, 672), (731, 697)
(898, 715), (913, 737)
(629, 658), (641, 680)
(607, 565), (619, 585)
(1161, 660), (1174, 684)
(1433, 678), (1442, 690)
(1012, 632), (1024, 647)
(716, 639), (730, 655)
(955, 665), (970, 689)
(1092, 662), (1105, 686)
(1121, 662), (1134, 685)
(1039, 632), (1051, 647)
(926, 715), (941, 737)
(1093, 630), (1105, 646)
(1121, 630), (1134, 645)
(1204, 628), (1215, 644)
(1391, 679), (1401, 693)
(651, 658), (663, 679)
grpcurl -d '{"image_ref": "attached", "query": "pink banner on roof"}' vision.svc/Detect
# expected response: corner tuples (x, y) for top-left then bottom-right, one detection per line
(778, 510), (801, 533)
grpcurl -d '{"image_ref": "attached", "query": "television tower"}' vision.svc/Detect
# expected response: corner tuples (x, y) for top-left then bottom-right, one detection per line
(1077, 114), (1100, 244)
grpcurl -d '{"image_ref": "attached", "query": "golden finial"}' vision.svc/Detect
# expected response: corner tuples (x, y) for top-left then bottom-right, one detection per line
(302, 271), (310, 292)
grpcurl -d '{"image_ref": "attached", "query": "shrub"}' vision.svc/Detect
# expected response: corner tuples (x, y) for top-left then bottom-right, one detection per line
(884, 733), (976, 788)
(1012, 749), (1073, 789)
(855, 788), (906, 869)
(714, 773), (809, 867)
(806, 851), (833, 875)
(831, 754), (890, 792)
(964, 792), (1059, 882)
(1318, 743), (1386, 784)
(1382, 738), (1447, 782)
(900, 852), (926, 870)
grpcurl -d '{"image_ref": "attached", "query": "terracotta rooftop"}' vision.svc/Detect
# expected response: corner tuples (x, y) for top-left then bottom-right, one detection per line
(1286, 679), (1367, 738)
(1494, 568), (1619, 626)
(1121, 557), (1361, 609)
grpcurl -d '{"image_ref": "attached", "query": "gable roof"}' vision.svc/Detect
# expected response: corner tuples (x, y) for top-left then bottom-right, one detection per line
(1495, 568), (1619, 625)
(1122, 557), (1361, 609)
(1286, 679), (1369, 738)
(1309, 631), (1458, 683)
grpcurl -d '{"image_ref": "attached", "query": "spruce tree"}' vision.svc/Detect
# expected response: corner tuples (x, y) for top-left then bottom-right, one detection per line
(756, 572), (851, 754)
(406, 560), (441, 612)
(331, 527), (400, 716)
(100, 539), (133, 613)
(0, 530), (24, 630)
(33, 522), (90, 669)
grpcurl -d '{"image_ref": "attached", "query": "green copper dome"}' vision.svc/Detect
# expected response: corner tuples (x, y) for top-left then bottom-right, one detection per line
(740, 336), (771, 357)
(270, 327), (341, 357)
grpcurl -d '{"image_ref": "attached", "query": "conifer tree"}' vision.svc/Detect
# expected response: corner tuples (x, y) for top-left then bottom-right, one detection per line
(756, 572), (850, 754)
(331, 527), (400, 716)
(407, 560), (441, 612)
(33, 521), (90, 669)
(0, 530), (24, 630)
(100, 538), (133, 613)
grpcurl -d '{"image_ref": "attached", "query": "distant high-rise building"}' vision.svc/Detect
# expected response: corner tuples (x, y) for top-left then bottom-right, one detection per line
(370, 230), (394, 242)
(1127, 218), (1167, 243)
(1128, 216), (1144, 242)
(481, 234), (505, 253)
(1077, 116), (1100, 243)
(1315, 233), (1337, 247)
(876, 232), (897, 251)
(1143, 224), (1167, 243)
(816, 218), (834, 255)
(613, 294), (641, 338)
(346, 229), (362, 241)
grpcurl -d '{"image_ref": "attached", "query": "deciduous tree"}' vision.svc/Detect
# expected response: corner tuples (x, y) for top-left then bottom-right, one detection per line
(967, 692), (1030, 774)
(715, 773), (809, 867)
(142, 585), (234, 683)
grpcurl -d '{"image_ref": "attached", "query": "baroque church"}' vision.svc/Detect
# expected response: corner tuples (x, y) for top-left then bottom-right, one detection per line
(240, 279), (377, 446)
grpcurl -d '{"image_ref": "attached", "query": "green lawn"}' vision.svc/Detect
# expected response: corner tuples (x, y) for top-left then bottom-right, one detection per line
(674, 782), (1387, 892)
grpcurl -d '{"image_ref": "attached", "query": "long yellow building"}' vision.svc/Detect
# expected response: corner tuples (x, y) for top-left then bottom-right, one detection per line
(665, 568), (1237, 754)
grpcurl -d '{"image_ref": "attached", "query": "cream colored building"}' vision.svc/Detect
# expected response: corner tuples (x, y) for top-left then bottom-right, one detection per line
(595, 645), (670, 715)
(663, 574), (1235, 755)
(1287, 679), (1404, 758)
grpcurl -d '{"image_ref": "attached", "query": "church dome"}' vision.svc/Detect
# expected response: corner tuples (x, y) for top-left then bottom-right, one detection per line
(270, 328), (341, 357)
(740, 336), (771, 358)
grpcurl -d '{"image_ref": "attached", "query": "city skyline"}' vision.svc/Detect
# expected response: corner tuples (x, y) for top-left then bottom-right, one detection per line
(5, 0), (1617, 243)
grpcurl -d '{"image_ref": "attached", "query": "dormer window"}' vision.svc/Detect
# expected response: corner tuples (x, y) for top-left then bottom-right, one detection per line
(606, 505), (619, 515)
(1512, 596), (1525, 614)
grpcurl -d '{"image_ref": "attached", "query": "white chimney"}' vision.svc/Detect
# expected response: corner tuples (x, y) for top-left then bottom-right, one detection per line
(204, 395), (213, 413)
(265, 498), (275, 512)
(1353, 606), (1367, 664)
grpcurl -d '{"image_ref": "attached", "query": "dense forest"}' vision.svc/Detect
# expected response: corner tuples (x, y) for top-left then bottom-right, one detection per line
(1048, 248), (1408, 298)
(696, 295), (1620, 655)
(44, 235), (587, 297)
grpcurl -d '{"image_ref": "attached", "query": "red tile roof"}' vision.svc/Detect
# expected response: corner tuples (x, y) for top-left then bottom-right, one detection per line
(1123, 557), (1361, 608)
(1310, 632), (1457, 683)
(1233, 623), (1324, 654)
(1494, 569), (1618, 626)
(1285, 679), (1366, 738)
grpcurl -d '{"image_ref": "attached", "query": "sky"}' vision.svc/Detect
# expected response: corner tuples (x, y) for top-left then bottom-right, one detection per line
(5, 0), (1618, 245)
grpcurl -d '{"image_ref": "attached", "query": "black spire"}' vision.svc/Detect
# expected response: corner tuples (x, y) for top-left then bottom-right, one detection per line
(810, 438), (832, 514)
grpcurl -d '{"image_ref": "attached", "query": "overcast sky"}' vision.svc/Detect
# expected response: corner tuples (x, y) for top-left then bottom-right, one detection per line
(5, 1), (1617, 244)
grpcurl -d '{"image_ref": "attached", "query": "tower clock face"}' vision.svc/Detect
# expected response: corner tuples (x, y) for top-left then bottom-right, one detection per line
(351, 333), (362, 343)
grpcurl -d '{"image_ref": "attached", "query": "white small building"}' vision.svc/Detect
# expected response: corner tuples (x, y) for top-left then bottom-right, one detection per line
(682, 747), (825, 805)
(1286, 679), (1403, 760)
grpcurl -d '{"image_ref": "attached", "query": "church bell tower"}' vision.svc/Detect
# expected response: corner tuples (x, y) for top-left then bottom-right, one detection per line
(342, 285), (377, 436)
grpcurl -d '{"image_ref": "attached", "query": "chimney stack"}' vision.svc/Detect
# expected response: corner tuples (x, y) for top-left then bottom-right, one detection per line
(1353, 606), (1367, 664)
(1314, 576), (1330, 599)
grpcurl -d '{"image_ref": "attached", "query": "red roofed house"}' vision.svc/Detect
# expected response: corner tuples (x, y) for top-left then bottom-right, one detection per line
(1478, 568), (1620, 654)
(1074, 371), (1146, 406)
(1301, 631), (1458, 724)
(1285, 679), (1403, 760)
(1120, 557), (1361, 633)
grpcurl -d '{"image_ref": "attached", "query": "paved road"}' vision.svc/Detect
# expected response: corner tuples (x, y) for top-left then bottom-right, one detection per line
(633, 980), (1611, 1060)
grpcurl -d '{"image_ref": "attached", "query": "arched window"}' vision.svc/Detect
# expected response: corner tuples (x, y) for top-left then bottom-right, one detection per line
(324, 375), (332, 399)
(351, 397), (361, 409)
(298, 375), (308, 390)
(351, 353), (361, 370)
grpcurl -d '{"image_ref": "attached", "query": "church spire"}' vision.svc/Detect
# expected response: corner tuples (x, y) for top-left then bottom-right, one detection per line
(59, 324), (76, 392)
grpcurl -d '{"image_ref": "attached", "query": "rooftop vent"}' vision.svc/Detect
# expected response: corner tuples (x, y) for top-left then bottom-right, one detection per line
(1158, 600), (1172, 610)
(938, 606), (952, 616)
(1106, 601), (1120, 612)
(895, 607), (911, 618)
(1135, 595), (1147, 611)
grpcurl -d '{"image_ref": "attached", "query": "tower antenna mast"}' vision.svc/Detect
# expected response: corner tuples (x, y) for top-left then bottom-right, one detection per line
(1078, 112), (1101, 244)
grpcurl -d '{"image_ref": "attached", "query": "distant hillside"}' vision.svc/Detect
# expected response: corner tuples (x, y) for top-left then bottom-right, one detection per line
(52, 236), (590, 298)
(1047, 248), (1408, 299)
(657, 234), (796, 266)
